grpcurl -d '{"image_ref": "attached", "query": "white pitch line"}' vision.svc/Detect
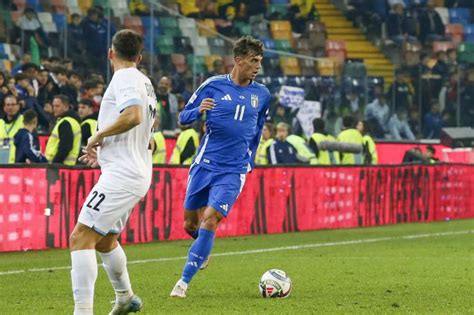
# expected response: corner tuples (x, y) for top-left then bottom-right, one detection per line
(0, 229), (472, 276)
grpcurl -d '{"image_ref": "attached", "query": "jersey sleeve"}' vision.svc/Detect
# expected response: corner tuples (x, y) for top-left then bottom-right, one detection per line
(114, 71), (144, 112)
(179, 80), (213, 125)
(248, 88), (271, 171)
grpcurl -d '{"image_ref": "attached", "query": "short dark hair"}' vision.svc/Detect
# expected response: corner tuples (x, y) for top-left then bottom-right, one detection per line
(23, 109), (38, 124)
(79, 99), (93, 108)
(83, 80), (98, 90)
(447, 48), (455, 55)
(342, 115), (356, 129)
(54, 94), (70, 106)
(436, 50), (446, 58)
(313, 118), (325, 133)
(53, 66), (68, 76)
(21, 62), (39, 72)
(112, 29), (143, 61)
(426, 145), (436, 154)
(233, 36), (264, 58)
(69, 71), (81, 80)
(14, 72), (28, 81)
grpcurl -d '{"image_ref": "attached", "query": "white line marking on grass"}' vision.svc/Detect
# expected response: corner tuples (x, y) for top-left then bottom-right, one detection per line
(0, 229), (472, 276)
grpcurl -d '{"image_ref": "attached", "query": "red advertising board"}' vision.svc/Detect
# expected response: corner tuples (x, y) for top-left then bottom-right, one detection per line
(1, 165), (473, 252)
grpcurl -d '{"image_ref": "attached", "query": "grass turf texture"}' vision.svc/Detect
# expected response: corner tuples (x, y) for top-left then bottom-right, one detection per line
(0, 219), (473, 314)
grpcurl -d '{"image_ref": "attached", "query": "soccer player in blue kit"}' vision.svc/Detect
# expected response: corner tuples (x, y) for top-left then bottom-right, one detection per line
(170, 36), (271, 297)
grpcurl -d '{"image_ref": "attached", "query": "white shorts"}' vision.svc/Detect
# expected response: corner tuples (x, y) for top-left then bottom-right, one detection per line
(77, 179), (141, 235)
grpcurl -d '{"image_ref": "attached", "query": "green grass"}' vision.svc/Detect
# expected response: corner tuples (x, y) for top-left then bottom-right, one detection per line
(1, 220), (473, 314)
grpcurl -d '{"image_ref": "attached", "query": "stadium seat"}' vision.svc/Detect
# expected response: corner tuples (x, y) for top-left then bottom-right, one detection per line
(445, 24), (464, 44)
(198, 19), (217, 37)
(262, 38), (277, 57)
(208, 37), (225, 55)
(178, 18), (195, 32)
(267, 4), (288, 20)
(156, 35), (174, 55)
(174, 36), (193, 54)
(299, 58), (317, 76)
(77, 0), (93, 13)
(432, 41), (455, 52)
(194, 36), (211, 56)
(262, 57), (282, 76)
(52, 14), (66, 32)
(186, 55), (207, 73)
(159, 16), (179, 30)
(141, 16), (160, 34)
(51, 0), (66, 13)
(344, 61), (367, 79)
(274, 39), (293, 52)
(458, 42), (474, 63)
(234, 21), (251, 36)
(318, 58), (336, 76)
(449, 8), (470, 25)
(27, 0), (41, 10)
(270, 21), (292, 40)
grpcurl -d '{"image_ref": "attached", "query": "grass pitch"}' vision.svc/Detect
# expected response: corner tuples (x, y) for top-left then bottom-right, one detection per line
(0, 219), (473, 314)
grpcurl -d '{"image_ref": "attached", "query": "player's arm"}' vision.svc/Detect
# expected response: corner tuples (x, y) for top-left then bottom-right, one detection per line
(248, 93), (270, 170)
(95, 106), (142, 139)
(179, 84), (213, 125)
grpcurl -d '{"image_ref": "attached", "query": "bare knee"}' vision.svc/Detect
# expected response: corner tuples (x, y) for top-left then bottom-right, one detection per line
(69, 224), (102, 251)
(183, 219), (199, 233)
(201, 212), (222, 232)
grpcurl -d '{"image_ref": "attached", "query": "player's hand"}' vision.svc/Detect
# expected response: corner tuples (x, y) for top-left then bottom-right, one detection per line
(198, 98), (215, 114)
(79, 150), (99, 168)
(84, 133), (104, 160)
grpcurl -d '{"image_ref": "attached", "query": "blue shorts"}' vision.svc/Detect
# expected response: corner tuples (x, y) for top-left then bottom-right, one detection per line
(183, 164), (246, 217)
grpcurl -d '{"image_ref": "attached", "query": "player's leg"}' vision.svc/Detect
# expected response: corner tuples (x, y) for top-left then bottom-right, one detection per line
(69, 223), (104, 315)
(183, 208), (203, 239)
(96, 234), (142, 315)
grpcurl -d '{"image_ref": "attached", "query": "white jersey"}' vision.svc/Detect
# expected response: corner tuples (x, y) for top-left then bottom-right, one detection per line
(97, 67), (157, 197)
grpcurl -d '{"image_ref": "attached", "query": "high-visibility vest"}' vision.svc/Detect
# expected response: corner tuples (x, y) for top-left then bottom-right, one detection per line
(45, 116), (82, 165)
(152, 131), (166, 164)
(337, 128), (364, 165)
(255, 138), (274, 165)
(310, 133), (340, 165)
(287, 134), (316, 163)
(80, 118), (97, 140)
(169, 128), (200, 165)
(362, 134), (378, 164)
(0, 115), (24, 163)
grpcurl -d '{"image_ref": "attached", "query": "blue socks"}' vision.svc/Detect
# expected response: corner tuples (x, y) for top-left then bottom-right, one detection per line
(182, 228), (215, 284)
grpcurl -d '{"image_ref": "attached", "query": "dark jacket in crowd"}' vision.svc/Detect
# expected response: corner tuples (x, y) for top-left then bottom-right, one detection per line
(419, 9), (445, 41)
(267, 139), (299, 164)
(14, 128), (48, 163)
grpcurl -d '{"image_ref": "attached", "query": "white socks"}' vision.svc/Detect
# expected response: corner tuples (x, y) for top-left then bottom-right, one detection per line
(71, 249), (97, 315)
(99, 244), (133, 304)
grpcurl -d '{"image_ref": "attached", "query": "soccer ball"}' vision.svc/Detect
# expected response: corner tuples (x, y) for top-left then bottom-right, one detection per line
(259, 269), (292, 298)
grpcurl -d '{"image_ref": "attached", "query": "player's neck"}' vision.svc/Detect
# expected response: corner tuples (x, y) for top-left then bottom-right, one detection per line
(112, 60), (137, 72)
(230, 68), (251, 87)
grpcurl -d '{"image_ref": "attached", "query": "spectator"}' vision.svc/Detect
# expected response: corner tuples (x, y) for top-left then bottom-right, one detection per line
(308, 118), (339, 165)
(340, 91), (365, 119)
(13, 109), (47, 163)
(21, 62), (40, 96)
(267, 122), (299, 165)
(0, 71), (8, 107)
(432, 51), (449, 81)
(402, 146), (425, 163)
(255, 122), (274, 165)
(157, 76), (179, 131)
(81, 8), (116, 75)
(67, 13), (85, 66)
(208, 59), (226, 77)
(50, 66), (70, 97)
(36, 67), (54, 107)
(14, 72), (34, 100)
(337, 115), (364, 164)
(387, 69), (414, 112)
(152, 117), (166, 164)
(447, 48), (458, 70)
(45, 95), (82, 165)
(11, 54), (32, 75)
(461, 69), (474, 127)
(6, 76), (19, 99)
(424, 145), (438, 163)
(0, 95), (24, 163)
(407, 107), (422, 138)
(387, 3), (418, 45)
(169, 124), (200, 165)
(273, 104), (296, 127)
(388, 108), (416, 140)
(81, 80), (101, 112)
(67, 71), (82, 107)
(419, 0), (448, 43)
(78, 99), (97, 147)
(356, 120), (378, 164)
(287, 133), (316, 164)
(364, 92), (390, 139)
(423, 100), (443, 139)
(15, 8), (48, 52)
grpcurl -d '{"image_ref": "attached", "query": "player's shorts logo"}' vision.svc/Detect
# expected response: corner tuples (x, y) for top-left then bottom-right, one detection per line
(251, 94), (259, 108)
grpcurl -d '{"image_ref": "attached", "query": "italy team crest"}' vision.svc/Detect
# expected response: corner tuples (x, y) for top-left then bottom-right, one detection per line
(251, 94), (259, 108)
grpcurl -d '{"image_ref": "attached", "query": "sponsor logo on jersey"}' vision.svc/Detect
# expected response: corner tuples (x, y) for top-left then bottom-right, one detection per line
(239, 95), (245, 99)
(221, 94), (232, 101)
(251, 94), (259, 108)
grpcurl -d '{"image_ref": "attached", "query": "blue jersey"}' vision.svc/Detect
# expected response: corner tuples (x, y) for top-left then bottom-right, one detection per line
(179, 74), (270, 174)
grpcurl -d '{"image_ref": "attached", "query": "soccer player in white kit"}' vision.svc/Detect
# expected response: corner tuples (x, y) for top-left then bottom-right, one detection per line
(69, 29), (156, 315)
